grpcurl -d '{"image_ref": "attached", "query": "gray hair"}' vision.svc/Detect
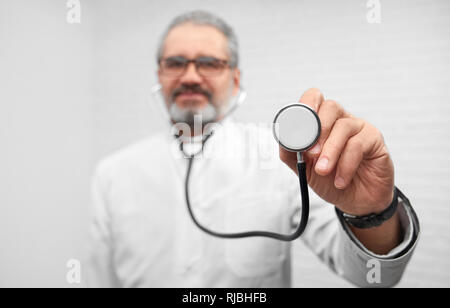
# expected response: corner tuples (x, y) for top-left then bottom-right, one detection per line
(157, 10), (239, 68)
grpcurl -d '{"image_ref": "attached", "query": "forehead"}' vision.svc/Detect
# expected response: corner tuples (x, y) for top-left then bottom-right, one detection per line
(162, 23), (229, 58)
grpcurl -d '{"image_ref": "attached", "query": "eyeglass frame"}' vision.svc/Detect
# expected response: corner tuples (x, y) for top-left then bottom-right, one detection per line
(158, 55), (233, 78)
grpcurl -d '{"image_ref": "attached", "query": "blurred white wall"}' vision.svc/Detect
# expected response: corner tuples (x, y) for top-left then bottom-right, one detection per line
(1, 0), (449, 287)
(0, 0), (94, 287)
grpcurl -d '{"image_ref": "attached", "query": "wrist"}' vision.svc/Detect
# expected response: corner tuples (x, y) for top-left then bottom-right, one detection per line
(336, 187), (399, 229)
(371, 189), (396, 215)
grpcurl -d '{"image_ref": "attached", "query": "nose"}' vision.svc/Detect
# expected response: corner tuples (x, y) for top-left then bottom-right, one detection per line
(179, 62), (203, 84)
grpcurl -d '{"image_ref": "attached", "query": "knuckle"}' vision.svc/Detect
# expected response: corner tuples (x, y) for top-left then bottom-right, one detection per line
(324, 99), (339, 110)
(348, 138), (364, 152)
(355, 117), (365, 125)
(325, 140), (341, 153)
(335, 117), (351, 129)
(365, 122), (384, 141)
(323, 99), (335, 109)
(374, 127), (384, 141)
(324, 99), (345, 117)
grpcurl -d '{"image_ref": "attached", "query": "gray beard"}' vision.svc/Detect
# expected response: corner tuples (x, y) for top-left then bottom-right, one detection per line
(169, 102), (220, 127)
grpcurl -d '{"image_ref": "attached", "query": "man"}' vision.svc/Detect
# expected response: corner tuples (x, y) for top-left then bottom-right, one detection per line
(87, 11), (419, 288)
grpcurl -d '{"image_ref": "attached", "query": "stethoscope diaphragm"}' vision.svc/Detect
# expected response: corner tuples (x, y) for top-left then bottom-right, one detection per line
(273, 103), (321, 153)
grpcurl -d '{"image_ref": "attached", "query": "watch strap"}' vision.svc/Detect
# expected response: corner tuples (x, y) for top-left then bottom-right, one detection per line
(335, 187), (399, 229)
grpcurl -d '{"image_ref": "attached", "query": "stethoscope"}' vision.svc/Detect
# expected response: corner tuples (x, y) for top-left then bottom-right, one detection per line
(151, 85), (321, 241)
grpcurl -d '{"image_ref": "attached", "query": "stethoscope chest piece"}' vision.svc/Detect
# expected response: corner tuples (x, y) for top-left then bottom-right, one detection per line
(273, 104), (321, 152)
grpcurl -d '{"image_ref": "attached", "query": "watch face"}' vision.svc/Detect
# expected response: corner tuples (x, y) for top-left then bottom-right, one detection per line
(273, 104), (321, 152)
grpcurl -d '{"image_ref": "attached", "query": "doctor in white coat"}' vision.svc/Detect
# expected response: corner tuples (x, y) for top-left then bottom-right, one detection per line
(87, 11), (419, 288)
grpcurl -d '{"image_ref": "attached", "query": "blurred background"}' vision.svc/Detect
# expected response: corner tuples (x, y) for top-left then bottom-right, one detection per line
(1, 0), (449, 287)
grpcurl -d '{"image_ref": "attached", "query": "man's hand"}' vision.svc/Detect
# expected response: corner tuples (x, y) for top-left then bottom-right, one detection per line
(279, 88), (395, 216)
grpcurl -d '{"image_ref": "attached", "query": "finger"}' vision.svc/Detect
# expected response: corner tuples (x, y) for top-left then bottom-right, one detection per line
(315, 117), (365, 176)
(298, 88), (324, 112)
(333, 124), (377, 189)
(279, 146), (299, 175)
(307, 100), (347, 156)
(333, 136), (366, 190)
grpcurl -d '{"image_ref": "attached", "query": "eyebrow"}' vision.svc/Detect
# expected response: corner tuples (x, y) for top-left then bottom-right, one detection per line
(163, 52), (228, 59)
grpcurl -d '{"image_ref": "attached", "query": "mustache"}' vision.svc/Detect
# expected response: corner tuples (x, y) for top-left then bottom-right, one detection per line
(171, 84), (213, 101)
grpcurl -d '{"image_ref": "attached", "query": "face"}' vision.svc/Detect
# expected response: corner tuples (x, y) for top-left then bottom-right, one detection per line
(158, 22), (240, 126)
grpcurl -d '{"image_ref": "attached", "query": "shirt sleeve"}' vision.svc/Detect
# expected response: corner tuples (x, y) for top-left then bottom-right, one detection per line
(85, 163), (121, 288)
(287, 175), (420, 288)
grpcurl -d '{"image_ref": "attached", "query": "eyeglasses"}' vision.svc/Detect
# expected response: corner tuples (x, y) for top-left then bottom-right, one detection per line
(159, 56), (230, 78)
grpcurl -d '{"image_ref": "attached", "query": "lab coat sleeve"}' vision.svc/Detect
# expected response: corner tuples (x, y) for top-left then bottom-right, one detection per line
(85, 163), (121, 288)
(288, 178), (420, 288)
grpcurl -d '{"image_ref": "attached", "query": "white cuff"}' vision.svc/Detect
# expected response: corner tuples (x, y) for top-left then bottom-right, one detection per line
(338, 200), (419, 260)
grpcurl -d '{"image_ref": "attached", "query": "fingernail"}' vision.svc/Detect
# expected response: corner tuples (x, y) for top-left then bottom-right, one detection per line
(316, 157), (328, 171)
(309, 143), (321, 155)
(335, 176), (346, 189)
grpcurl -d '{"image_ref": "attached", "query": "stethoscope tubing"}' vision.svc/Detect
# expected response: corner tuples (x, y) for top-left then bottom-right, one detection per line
(183, 136), (310, 242)
(172, 92), (313, 241)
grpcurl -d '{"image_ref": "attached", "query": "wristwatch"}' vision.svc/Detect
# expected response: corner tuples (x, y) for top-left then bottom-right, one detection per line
(335, 187), (399, 229)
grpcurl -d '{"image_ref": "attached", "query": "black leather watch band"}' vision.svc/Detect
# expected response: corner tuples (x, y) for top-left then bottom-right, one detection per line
(335, 187), (399, 229)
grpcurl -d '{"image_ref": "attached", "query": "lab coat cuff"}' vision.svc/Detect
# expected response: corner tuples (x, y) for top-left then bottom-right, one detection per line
(337, 200), (420, 260)
(337, 197), (419, 260)
(335, 199), (420, 287)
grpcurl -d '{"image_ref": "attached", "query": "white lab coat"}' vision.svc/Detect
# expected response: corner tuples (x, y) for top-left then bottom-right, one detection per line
(86, 117), (419, 288)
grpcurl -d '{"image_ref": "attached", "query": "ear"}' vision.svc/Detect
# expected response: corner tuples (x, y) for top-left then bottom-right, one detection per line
(157, 68), (162, 84)
(232, 68), (241, 96)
